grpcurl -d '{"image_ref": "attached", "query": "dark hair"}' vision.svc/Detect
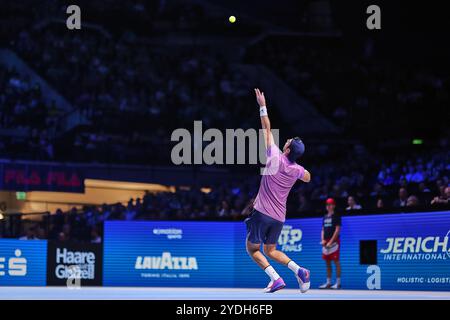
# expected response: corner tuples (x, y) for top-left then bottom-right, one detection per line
(287, 137), (305, 162)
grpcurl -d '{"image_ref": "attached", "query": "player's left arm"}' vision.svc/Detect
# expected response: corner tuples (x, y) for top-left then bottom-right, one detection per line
(241, 197), (255, 216)
(300, 170), (311, 183)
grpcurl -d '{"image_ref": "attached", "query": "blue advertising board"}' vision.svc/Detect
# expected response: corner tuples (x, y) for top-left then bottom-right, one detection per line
(103, 221), (236, 287)
(103, 211), (450, 291)
(0, 239), (47, 286)
(341, 211), (450, 291)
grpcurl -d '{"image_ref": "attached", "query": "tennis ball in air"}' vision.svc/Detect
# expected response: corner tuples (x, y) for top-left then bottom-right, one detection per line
(229, 16), (236, 23)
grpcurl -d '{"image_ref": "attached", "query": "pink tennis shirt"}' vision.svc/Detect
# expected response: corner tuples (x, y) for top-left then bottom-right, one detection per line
(253, 144), (305, 222)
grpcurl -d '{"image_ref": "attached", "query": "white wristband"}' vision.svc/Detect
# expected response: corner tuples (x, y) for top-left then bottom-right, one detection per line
(259, 106), (268, 117)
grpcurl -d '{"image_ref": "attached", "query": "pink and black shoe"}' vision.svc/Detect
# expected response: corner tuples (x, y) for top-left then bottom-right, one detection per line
(263, 278), (286, 293)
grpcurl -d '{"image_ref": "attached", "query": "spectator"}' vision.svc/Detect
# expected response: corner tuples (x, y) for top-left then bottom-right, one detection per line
(57, 232), (67, 242)
(376, 198), (384, 209)
(406, 195), (420, 207)
(418, 182), (431, 194)
(431, 186), (450, 205)
(198, 204), (212, 218)
(124, 201), (137, 221)
(19, 226), (38, 240)
(218, 200), (230, 217)
(60, 224), (72, 242)
(346, 196), (362, 211)
(90, 227), (102, 244)
(393, 188), (408, 207)
(370, 183), (387, 197)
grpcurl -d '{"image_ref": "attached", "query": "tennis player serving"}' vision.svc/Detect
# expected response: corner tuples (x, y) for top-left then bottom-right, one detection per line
(245, 88), (311, 293)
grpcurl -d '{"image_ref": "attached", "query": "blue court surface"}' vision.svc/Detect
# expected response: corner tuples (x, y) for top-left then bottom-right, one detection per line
(1, 287), (449, 300)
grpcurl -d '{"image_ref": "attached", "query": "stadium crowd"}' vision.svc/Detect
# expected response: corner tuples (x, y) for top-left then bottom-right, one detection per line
(0, 65), (57, 160)
(0, 3), (448, 243)
(9, 25), (264, 163)
(246, 36), (449, 138)
(11, 145), (449, 242)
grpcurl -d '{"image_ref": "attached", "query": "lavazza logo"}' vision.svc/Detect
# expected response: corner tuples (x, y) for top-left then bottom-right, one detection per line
(55, 248), (96, 280)
(278, 225), (302, 252)
(0, 249), (27, 277)
(135, 252), (198, 270)
(380, 230), (450, 262)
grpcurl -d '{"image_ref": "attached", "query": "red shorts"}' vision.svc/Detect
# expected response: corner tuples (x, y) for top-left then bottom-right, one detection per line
(322, 239), (340, 261)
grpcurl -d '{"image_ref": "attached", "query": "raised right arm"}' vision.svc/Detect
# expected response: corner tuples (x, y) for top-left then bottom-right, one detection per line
(255, 88), (274, 149)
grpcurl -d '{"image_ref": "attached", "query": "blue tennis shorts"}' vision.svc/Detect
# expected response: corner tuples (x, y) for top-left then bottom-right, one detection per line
(245, 209), (284, 245)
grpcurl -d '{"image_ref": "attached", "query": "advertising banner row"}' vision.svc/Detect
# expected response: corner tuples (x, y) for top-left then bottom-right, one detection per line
(1, 211), (449, 291)
(0, 162), (84, 193)
(0, 240), (102, 286)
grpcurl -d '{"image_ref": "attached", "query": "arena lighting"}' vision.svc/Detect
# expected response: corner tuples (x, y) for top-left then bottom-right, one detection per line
(200, 187), (212, 194)
(19, 180), (178, 211)
(84, 179), (172, 192)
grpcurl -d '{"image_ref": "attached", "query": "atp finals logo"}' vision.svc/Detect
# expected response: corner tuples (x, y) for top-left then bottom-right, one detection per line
(278, 225), (302, 252)
(380, 231), (450, 261)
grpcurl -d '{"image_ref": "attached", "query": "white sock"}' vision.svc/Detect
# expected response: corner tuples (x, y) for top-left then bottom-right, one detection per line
(336, 278), (341, 285)
(287, 260), (301, 274)
(264, 265), (280, 281)
(326, 277), (331, 284)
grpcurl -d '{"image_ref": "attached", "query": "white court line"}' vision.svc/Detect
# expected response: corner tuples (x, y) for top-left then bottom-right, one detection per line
(0, 287), (449, 300)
